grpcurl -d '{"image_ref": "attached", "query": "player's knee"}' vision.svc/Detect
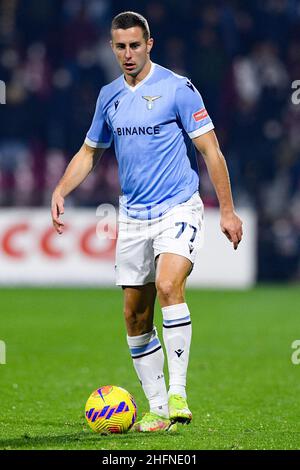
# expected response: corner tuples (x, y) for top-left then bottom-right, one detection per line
(156, 278), (180, 302)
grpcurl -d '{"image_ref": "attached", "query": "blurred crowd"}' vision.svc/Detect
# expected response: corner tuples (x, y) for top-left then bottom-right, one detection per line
(0, 0), (300, 281)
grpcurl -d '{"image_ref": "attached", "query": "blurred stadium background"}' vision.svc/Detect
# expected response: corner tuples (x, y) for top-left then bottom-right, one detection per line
(0, 0), (299, 285)
(0, 0), (300, 451)
(0, 0), (300, 283)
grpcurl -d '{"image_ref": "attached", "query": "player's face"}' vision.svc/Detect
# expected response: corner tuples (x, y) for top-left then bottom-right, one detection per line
(111, 27), (153, 78)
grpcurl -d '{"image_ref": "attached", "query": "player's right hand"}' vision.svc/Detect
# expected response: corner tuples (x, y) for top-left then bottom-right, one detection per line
(51, 192), (65, 234)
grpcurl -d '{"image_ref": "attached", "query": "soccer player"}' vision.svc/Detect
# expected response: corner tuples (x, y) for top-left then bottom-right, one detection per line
(51, 11), (243, 432)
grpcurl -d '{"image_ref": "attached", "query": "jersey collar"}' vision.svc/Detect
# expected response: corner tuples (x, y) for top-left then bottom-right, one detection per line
(123, 62), (155, 92)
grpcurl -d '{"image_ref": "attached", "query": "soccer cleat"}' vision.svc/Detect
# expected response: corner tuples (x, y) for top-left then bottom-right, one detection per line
(168, 395), (192, 424)
(131, 412), (177, 432)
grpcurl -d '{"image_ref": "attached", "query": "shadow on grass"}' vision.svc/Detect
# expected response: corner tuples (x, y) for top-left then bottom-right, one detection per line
(0, 429), (154, 450)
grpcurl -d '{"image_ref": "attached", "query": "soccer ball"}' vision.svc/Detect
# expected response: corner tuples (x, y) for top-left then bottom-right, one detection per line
(85, 385), (137, 434)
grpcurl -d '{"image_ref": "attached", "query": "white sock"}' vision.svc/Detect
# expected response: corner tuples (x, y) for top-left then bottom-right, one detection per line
(162, 303), (192, 400)
(127, 327), (169, 418)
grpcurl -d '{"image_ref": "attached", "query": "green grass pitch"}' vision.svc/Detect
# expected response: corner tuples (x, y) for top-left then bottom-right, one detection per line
(0, 286), (299, 450)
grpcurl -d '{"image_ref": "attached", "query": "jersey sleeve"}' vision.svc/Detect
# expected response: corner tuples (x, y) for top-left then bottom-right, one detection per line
(85, 90), (113, 148)
(175, 79), (214, 139)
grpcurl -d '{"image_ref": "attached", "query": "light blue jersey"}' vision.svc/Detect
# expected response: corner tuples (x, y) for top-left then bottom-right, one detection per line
(85, 62), (214, 219)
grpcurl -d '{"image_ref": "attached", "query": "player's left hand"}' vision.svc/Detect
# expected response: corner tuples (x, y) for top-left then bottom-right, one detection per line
(220, 211), (243, 250)
(51, 191), (65, 235)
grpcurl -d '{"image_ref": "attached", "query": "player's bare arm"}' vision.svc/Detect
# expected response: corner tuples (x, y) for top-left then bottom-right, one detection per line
(193, 130), (243, 250)
(51, 143), (105, 234)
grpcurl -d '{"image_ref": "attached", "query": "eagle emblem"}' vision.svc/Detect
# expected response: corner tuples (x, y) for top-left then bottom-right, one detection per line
(142, 95), (161, 110)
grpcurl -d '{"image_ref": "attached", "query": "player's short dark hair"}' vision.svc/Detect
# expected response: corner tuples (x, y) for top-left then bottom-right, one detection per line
(111, 11), (150, 41)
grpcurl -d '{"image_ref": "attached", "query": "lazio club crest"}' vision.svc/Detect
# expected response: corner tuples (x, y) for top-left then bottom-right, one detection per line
(142, 95), (161, 110)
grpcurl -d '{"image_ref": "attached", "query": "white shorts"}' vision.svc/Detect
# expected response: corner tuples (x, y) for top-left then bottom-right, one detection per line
(115, 192), (204, 286)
